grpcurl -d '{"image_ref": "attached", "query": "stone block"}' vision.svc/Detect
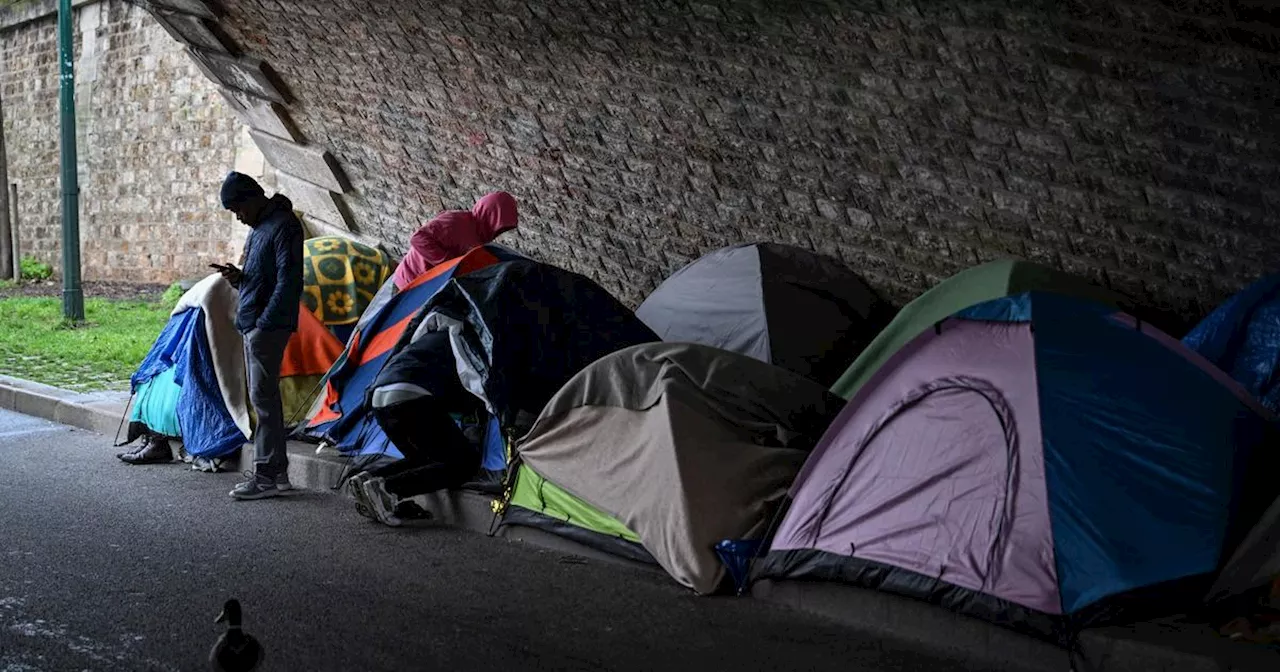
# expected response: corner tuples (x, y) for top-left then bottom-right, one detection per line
(142, 0), (221, 19)
(275, 172), (351, 231)
(300, 216), (385, 253)
(186, 47), (289, 104)
(250, 131), (349, 193)
(219, 88), (302, 141)
(151, 10), (236, 55)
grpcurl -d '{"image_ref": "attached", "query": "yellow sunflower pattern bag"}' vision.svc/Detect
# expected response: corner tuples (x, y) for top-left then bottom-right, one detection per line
(301, 236), (391, 326)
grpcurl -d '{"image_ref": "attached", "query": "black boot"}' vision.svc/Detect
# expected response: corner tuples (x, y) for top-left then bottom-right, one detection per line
(120, 436), (174, 465)
(116, 433), (154, 461)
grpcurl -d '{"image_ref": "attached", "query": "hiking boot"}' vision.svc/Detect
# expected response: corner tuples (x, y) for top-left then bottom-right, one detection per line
(119, 437), (174, 465)
(229, 472), (281, 500)
(360, 477), (402, 527)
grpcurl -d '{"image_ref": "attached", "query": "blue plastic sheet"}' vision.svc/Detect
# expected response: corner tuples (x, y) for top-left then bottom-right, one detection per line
(1183, 273), (1280, 412)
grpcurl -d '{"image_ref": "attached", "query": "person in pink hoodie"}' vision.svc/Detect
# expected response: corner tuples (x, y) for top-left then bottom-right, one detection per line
(390, 191), (519, 290)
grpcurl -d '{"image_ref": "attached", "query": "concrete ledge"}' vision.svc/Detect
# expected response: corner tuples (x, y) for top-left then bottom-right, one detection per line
(752, 579), (1280, 672)
(752, 579), (1065, 672)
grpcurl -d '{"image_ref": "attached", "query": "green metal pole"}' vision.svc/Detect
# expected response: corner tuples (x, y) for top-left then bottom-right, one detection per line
(58, 0), (83, 322)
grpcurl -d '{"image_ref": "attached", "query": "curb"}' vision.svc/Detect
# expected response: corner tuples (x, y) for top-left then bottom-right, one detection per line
(1, 375), (1276, 671)
(0, 375), (131, 436)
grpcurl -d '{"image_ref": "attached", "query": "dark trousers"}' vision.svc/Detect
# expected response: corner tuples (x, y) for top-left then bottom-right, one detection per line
(244, 327), (292, 479)
(372, 396), (480, 498)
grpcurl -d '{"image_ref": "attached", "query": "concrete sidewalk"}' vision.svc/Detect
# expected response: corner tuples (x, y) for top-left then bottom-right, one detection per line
(1, 374), (1277, 672)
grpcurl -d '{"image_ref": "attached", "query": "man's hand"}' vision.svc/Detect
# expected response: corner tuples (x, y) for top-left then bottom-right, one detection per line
(212, 263), (243, 288)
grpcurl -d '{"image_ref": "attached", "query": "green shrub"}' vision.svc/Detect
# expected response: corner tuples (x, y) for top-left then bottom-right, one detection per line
(19, 256), (52, 281)
(161, 282), (185, 306)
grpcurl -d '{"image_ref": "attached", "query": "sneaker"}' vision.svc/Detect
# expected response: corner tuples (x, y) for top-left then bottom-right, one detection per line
(345, 472), (375, 520)
(360, 476), (403, 527)
(190, 456), (224, 473)
(394, 500), (434, 521)
(229, 472), (281, 500)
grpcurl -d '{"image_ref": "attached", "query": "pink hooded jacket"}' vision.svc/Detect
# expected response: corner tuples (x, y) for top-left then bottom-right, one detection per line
(391, 191), (519, 290)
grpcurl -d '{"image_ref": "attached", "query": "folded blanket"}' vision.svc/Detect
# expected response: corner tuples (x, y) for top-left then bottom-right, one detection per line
(302, 236), (391, 326)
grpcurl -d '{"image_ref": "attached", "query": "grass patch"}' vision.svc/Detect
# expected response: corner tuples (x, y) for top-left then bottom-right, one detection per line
(0, 297), (170, 392)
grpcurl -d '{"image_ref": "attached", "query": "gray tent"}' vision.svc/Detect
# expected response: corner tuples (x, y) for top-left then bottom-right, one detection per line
(636, 242), (890, 387)
(1209, 495), (1280, 602)
(513, 342), (845, 594)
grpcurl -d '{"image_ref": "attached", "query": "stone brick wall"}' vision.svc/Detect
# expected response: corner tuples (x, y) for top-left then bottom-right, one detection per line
(0, 0), (273, 284)
(209, 0), (1280, 328)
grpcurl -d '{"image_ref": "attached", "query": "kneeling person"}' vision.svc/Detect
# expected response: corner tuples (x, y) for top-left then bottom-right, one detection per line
(348, 331), (484, 526)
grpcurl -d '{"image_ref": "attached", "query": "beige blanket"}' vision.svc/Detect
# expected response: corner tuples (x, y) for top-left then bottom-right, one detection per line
(172, 274), (252, 440)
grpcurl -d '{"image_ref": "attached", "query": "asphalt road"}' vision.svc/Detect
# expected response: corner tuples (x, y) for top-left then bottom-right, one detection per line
(0, 408), (983, 671)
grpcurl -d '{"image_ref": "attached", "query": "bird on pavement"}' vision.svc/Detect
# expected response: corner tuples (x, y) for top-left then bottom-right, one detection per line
(209, 598), (264, 672)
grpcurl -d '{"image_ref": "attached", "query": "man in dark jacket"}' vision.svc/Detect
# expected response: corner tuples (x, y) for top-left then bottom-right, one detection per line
(215, 172), (304, 500)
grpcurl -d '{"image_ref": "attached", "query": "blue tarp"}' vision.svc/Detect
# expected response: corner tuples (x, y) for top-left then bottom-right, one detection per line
(130, 308), (245, 459)
(1182, 273), (1280, 412)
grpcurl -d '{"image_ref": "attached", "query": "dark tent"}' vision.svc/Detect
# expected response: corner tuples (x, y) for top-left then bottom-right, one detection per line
(300, 245), (523, 476)
(367, 260), (660, 485)
(635, 242), (890, 387)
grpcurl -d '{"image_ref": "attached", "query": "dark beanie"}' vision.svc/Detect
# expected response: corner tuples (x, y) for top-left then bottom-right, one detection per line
(220, 171), (264, 209)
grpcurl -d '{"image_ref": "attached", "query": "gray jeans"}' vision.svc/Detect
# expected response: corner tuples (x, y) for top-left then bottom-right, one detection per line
(244, 328), (292, 479)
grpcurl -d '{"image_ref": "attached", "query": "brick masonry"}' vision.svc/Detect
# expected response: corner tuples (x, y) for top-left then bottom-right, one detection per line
(197, 0), (1280, 330)
(0, 0), (274, 285)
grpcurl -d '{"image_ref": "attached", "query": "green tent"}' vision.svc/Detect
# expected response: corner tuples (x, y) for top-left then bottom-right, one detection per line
(504, 464), (655, 564)
(830, 259), (1129, 400)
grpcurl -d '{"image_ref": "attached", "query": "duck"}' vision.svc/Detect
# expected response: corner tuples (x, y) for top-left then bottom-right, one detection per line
(209, 598), (264, 672)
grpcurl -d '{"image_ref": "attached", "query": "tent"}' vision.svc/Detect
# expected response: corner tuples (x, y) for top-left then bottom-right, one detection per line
(829, 259), (1129, 400)
(755, 292), (1280, 640)
(1210, 496), (1280, 607)
(383, 259), (661, 431)
(301, 245), (524, 468)
(503, 342), (845, 594)
(126, 274), (250, 459)
(367, 259), (660, 484)
(635, 242), (890, 386)
(1183, 272), (1280, 413)
(125, 274), (343, 460)
(503, 464), (654, 564)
